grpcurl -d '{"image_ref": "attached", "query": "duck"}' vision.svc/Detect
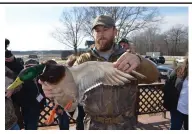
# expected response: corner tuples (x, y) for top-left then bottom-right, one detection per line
(7, 61), (146, 112)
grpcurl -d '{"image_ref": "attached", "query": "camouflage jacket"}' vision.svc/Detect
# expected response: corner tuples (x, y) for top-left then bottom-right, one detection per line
(73, 45), (159, 129)
(5, 98), (18, 130)
(5, 67), (18, 130)
(74, 44), (123, 64)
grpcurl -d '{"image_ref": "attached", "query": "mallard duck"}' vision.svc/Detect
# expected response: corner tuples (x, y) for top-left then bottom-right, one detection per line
(7, 61), (146, 112)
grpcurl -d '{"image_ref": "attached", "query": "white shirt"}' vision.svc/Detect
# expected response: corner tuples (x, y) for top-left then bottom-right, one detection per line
(177, 77), (188, 115)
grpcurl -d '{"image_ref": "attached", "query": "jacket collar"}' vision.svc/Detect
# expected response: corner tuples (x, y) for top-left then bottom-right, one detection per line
(89, 44), (125, 60)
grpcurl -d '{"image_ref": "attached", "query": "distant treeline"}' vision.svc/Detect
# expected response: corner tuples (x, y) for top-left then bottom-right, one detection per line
(12, 50), (63, 55)
(12, 49), (88, 60)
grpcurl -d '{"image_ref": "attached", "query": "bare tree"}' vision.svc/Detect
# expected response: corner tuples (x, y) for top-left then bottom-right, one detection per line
(144, 26), (160, 52)
(130, 26), (163, 54)
(130, 24), (188, 56)
(163, 25), (188, 55)
(52, 7), (87, 54)
(82, 7), (162, 42)
(52, 7), (162, 54)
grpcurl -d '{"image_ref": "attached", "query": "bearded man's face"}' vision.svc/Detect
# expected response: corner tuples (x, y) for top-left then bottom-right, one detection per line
(93, 25), (117, 52)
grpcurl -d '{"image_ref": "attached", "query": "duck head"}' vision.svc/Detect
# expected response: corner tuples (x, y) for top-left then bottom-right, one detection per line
(38, 64), (79, 111)
(38, 64), (66, 85)
(7, 64), (45, 90)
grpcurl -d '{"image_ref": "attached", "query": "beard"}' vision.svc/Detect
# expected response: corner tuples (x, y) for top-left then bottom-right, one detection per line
(95, 36), (114, 52)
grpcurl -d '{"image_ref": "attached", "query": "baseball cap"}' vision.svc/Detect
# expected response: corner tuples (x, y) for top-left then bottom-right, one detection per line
(24, 59), (39, 67)
(119, 38), (129, 44)
(92, 15), (115, 30)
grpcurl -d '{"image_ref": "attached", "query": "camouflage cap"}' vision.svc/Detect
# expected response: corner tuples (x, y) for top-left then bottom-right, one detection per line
(92, 15), (115, 30)
(119, 38), (129, 44)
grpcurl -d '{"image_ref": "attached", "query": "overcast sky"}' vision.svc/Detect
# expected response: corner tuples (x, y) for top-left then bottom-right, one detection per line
(5, 6), (188, 51)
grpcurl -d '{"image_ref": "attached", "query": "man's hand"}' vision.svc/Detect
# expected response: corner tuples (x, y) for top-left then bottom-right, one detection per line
(5, 90), (14, 98)
(113, 51), (141, 73)
(5, 84), (22, 98)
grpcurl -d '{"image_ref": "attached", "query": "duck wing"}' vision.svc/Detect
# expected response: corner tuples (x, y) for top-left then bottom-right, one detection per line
(70, 61), (146, 93)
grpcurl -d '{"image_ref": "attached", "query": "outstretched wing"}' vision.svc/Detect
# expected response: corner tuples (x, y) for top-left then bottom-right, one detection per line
(70, 61), (146, 93)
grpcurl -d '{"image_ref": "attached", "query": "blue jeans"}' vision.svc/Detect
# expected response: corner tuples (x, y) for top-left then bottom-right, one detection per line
(10, 123), (20, 130)
(58, 110), (70, 130)
(170, 109), (188, 130)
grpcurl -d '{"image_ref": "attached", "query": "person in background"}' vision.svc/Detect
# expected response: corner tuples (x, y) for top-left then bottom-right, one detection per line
(5, 65), (21, 130)
(170, 56), (188, 130)
(5, 38), (25, 129)
(19, 59), (46, 130)
(119, 38), (130, 51)
(6, 48), (45, 130)
(119, 38), (136, 53)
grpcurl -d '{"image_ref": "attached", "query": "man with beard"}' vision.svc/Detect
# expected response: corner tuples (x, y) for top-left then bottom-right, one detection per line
(41, 15), (159, 129)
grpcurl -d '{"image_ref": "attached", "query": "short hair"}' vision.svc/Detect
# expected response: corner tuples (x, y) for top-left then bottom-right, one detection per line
(25, 59), (39, 64)
(119, 38), (129, 44)
(24, 59), (39, 68)
(43, 59), (57, 65)
(5, 38), (10, 50)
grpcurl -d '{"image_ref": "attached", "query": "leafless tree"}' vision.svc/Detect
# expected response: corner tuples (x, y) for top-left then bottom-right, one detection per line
(82, 7), (162, 42)
(130, 24), (188, 56)
(130, 26), (163, 54)
(52, 7), (87, 55)
(163, 25), (188, 55)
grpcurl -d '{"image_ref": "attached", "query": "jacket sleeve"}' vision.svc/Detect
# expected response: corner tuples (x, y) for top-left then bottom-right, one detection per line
(135, 56), (160, 84)
(73, 53), (92, 65)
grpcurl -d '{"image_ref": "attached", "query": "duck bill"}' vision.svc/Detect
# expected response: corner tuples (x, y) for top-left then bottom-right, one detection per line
(7, 77), (23, 90)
